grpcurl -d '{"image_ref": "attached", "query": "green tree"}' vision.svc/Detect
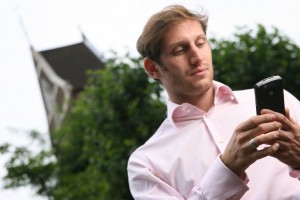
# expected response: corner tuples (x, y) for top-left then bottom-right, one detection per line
(0, 130), (56, 197)
(52, 54), (166, 199)
(211, 24), (300, 98)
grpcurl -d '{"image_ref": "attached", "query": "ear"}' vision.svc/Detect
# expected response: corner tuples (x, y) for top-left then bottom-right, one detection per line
(144, 57), (162, 80)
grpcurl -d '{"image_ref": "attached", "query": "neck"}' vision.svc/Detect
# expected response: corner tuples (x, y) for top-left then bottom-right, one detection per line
(189, 88), (214, 112)
(169, 85), (215, 112)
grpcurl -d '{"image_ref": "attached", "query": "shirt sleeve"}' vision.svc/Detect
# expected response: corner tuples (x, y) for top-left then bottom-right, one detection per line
(189, 155), (249, 200)
(128, 154), (249, 200)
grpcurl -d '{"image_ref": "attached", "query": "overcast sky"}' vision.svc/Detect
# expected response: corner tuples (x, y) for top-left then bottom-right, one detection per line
(1, 0), (300, 199)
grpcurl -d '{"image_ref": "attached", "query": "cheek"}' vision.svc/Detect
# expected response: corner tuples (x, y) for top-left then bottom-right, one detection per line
(204, 51), (213, 67)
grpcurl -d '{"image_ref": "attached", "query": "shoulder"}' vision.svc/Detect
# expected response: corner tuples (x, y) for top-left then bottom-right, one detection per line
(233, 88), (255, 103)
(128, 118), (172, 157)
(283, 90), (300, 121)
(233, 88), (254, 96)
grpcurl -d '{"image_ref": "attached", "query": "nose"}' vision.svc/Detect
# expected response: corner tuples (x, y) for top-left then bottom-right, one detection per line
(190, 45), (203, 67)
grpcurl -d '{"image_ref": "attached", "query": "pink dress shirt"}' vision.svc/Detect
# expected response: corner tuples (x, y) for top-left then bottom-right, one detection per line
(127, 81), (300, 199)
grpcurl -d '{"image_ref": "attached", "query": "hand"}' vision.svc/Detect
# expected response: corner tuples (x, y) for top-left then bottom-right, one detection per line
(221, 114), (281, 177)
(262, 109), (300, 169)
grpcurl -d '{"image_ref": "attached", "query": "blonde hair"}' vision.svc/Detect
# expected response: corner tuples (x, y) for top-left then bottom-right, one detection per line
(137, 5), (208, 63)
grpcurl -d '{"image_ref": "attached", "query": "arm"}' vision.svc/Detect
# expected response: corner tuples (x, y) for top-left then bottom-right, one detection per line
(128, 114), (281, 200)
(189, 156), (248, 200)
(128, 154), (248, 200)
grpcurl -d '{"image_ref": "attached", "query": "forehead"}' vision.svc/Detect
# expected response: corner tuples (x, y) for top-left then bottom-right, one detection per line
(162, 20), (205, 48)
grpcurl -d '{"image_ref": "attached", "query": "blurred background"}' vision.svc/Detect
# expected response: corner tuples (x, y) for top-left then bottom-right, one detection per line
(1, 0), (300, 199)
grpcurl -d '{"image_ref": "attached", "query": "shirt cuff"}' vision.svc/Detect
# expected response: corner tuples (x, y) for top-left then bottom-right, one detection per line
(289, 167), (300, 179)
(196, 155), (249, 199)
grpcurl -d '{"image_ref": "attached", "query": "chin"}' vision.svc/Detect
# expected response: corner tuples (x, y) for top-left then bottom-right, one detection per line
(198, 78), (213, 90)
(199, 75), (213, 84)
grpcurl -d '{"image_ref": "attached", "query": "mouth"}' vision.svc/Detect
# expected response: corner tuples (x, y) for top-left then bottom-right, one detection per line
(190, 67), (208, 76)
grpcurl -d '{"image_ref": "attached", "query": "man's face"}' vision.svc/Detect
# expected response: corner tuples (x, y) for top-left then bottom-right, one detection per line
(157, 19), (214, 103)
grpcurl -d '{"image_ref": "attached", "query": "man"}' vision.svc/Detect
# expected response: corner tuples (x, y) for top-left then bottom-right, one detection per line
(127, 5), (300, 199)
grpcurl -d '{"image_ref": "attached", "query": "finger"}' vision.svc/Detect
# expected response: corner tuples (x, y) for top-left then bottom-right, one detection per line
(276, 130), (298, 151)
(262, 109), (293, 130)
(261, 109), (285, 118)
(277, 129), (294, 142)
(237, 114), (277, 132)
(253, 143), (280, 159)
(274, 140), (291, 151)
(248, 138), (258, 151)
(250, 121), (282, 138)
(251, 131), (280, 149)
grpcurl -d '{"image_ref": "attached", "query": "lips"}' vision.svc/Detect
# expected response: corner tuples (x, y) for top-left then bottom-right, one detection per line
(190, 67), (208, 76)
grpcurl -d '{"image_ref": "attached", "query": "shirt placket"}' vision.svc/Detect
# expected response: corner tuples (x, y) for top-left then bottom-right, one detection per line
(202, 114), (227, 153)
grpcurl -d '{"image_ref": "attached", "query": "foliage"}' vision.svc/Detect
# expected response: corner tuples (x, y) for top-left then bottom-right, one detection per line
(0, 131), (56, 197)
(1, 24), (300, 200)
(211, 24), (300, 98)
(51, 54), (166, 200)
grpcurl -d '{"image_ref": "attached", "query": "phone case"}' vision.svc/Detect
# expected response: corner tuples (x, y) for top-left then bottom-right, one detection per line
(254, 75), (285, 115)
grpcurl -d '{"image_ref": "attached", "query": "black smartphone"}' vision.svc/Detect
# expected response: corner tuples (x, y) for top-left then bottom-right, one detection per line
(254, 75), (285, 115)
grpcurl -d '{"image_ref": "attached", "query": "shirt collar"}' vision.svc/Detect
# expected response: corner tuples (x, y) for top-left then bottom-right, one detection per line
(213, 81), (238, 104)
(167, 81), (238, 128)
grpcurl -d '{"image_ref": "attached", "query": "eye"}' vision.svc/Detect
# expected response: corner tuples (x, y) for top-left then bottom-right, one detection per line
(173, 46), (186, 55)
(196, 39), (206, 48)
